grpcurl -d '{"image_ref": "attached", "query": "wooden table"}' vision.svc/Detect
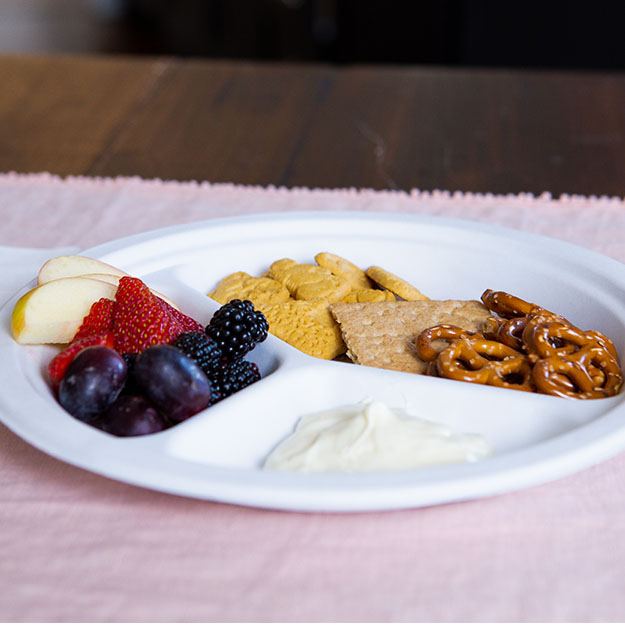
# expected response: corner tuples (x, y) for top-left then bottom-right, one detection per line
(2, 54), (625, 196)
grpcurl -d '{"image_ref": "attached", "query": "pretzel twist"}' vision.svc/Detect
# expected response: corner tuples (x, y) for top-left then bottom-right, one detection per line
(525, 320), (622, 398)
(483, 316), (528, 351)
(523, 319), (590, 360)
(523, 317), (619, 379)
(481, 289), (537, 319)
(436, 336), (534, 392)
(415, 324), (480, 362)
(532, 343), (623, 399)
(586, 329), (619, 360)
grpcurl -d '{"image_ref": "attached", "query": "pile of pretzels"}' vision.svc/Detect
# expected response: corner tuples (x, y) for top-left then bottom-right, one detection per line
(415, 290), (623, 399)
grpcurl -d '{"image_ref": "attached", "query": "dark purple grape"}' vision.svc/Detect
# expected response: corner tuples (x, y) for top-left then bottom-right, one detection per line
(100, 395), (168, 437)
(58, 346), (127, 422)
(133, 345), (212, 422)
(120, 353), (141, 396)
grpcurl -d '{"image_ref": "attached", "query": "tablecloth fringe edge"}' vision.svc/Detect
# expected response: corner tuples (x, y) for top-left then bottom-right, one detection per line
(1, 171), (624, 207)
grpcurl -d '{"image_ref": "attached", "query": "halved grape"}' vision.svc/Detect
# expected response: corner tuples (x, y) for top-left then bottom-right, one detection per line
(134, 345), (212, 422)
(100, 395), (168, 436)
(58, 346), (127, 422)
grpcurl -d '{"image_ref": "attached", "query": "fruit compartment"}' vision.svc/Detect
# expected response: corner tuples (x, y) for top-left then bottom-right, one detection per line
(5, 257), (299, 447)
(12, 333), (291, 449)
(11, 266), (298, 447)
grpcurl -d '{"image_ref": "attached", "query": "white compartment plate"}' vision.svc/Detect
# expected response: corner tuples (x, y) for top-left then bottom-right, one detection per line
(1, 211), (625, 512)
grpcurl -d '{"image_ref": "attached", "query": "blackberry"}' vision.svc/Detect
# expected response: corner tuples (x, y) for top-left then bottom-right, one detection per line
(173, 332), (223, 377)
(206, 299), (268, 362)
(210, 360), (260, 402)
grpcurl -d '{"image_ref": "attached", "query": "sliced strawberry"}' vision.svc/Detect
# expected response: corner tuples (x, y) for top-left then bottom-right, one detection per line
(48, 332), (115, 390)
(72, 298), (116, 342)
(113, 277), (193, 354)
(161, 299), (204, 333)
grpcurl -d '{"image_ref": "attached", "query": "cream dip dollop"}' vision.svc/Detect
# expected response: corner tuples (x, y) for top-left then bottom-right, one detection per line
(263, 400), (492, 473)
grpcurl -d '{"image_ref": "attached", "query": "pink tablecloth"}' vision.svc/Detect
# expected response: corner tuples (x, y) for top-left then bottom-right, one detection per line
(2, 173), (625, 622)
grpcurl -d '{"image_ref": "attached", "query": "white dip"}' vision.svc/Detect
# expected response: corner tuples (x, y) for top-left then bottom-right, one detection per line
(264, 400), (492, 473)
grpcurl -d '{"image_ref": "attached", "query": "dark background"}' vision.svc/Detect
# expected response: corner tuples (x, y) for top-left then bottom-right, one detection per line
(4, 0), (625, 71)
(119, 0), (625, 70)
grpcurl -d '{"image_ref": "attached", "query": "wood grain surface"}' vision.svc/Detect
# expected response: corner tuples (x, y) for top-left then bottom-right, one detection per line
(2, 54), (625, 196)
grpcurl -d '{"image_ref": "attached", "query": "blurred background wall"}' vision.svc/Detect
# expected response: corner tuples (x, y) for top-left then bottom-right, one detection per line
(2, 0), (625, 70)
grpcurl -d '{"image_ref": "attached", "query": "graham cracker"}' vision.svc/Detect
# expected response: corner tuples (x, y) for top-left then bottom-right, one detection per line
(329, 300), (490, 374)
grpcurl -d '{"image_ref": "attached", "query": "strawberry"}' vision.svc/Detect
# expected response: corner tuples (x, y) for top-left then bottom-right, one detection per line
(48, 332), (115, 390)
(112, 277), (200, 354)
(162, 300), (204, 333)
(72, 298), (116, 342)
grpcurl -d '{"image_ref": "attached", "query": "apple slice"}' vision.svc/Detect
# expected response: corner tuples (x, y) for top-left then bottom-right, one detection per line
(11, 277), (117, 345)
(38, 256), (126, 285)
(38, 256), (181, 310)
(81, 273), (180, 310)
